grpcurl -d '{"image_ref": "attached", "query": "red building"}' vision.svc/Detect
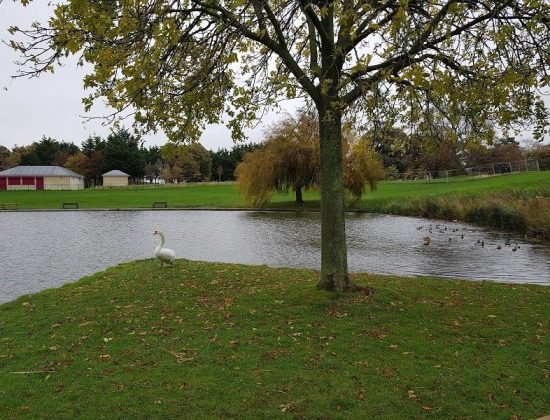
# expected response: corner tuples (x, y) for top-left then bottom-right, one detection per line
(0, 166), (84, 190)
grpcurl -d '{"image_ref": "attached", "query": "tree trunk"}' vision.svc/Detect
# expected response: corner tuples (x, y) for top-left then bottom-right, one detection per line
(316, 108), (351, 292)
(295, 185), (304, 204)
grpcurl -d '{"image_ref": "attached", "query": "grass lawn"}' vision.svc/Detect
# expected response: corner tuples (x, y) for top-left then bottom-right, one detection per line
(0, 183), (244, 209)
(355, 171), (550, 211)
(1, 260), (548, 418)
(0, 171), (548, 210)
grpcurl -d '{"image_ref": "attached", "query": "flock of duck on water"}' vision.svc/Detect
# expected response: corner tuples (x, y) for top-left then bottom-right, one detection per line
(418, 224), (521, 251)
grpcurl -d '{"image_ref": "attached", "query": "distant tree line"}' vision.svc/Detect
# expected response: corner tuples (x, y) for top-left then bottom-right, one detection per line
(368, 125), (550, 177)
(0, 129), (151, 187)
(0, 128), (261, 186)
(1, 124), (547, 189)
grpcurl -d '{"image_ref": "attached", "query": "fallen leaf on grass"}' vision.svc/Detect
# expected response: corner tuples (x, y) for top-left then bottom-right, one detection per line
(531, 335), (542, 344)
(162, 348), (195, 363)
(280, 400), (303, 412)
(10, 367), (55, 375)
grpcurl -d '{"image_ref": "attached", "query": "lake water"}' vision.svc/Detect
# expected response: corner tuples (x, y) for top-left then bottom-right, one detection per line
(0, 210), (549, 302)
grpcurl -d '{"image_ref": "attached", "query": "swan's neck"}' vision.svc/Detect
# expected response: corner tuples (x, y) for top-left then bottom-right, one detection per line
(156, 233), (165, 251)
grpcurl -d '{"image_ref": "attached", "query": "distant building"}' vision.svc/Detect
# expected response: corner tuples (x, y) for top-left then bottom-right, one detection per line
(0, 166), (84, 190)
(102, 170), (129, 187)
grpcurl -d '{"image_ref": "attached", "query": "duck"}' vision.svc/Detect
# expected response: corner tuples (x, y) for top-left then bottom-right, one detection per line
(423, 236), (431, 245)
(153, 230), (176, 267)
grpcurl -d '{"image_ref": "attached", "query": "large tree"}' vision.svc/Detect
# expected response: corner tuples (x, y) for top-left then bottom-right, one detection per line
(0, 146), (11, 171)
(64, 151), (89, 176)
(210, 143), (261, 181)
(9, 0), (550, 291)
(18, 136), (79, 166)
(101, 128), (147, 180)
(160, 142), (210, 181)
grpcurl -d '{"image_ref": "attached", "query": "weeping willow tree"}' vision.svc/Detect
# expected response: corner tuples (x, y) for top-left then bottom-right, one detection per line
(236, 114), (320, 206)
(8, 0), (550, 291)
(236, 114), (384, 206)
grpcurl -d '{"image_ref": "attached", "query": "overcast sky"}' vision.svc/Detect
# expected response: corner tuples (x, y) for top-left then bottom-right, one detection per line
(1, 2), (547, 152)
(0, 1), (296, 151)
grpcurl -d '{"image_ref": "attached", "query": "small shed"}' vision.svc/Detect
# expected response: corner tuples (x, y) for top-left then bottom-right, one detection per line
(102, 170), (130, 187)
(0, 166), (84, 190)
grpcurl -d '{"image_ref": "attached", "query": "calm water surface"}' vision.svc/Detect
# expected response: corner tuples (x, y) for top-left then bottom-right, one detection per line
(0, 210), (548, 302)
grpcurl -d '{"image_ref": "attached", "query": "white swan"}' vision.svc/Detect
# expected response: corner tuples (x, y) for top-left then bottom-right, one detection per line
(153, 230), (176, 267)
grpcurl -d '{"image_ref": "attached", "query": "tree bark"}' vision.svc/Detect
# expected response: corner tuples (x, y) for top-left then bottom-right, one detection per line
(316, 107), (351, 292)
(295, 185), (304, 204)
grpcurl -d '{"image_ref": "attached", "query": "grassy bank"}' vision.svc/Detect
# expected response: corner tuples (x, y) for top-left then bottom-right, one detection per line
(1, 260), (548, 418)
(357, 187), (550, 240)
(2, 171), (547, 210)
(0, 182), (245, 209)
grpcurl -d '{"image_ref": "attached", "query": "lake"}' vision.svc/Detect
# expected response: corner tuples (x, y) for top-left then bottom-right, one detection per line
(0, 210), (548, 302)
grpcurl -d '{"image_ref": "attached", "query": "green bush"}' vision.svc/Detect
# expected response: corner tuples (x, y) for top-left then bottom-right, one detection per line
(467, 203), (527, 231)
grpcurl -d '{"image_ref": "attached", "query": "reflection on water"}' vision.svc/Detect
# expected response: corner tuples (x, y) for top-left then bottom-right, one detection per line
(0, 210), (548, 302)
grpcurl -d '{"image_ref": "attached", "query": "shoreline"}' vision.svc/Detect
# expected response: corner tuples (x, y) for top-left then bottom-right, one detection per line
(2, 257), (548, 305)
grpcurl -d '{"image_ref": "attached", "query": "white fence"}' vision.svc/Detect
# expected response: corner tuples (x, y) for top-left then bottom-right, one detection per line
(386, 159), (540, 182)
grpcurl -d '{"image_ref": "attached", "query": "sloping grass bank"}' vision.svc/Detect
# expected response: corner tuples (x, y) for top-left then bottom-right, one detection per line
(2, 171), (547, 210)
(1, 260), (548, 418)
(357, 187), (550, 241)
(0, 182), (245, 209)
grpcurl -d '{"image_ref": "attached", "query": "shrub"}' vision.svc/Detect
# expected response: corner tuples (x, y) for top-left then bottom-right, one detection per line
(467, 203), (527, 231)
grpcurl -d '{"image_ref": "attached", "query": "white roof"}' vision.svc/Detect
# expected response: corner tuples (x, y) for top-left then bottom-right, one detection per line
(0, 165), (83, 178)
(102, 170), (129, 177)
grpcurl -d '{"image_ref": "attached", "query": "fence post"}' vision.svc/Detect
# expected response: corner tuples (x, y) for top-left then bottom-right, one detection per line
(509, 162), (513, 173)
(491, 164), (495, 175)
(536, 160), (540, 172)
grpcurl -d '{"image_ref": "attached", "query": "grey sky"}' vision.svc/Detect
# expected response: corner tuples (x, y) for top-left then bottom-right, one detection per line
(1, 2), (547, 152)
(0, 1), (294, 151)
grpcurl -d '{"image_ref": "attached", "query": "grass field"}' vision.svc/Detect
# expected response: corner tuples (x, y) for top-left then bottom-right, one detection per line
(0, 260), (548, 418)
(355, 171), (550, 210)
(1, 171), (548, 210)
